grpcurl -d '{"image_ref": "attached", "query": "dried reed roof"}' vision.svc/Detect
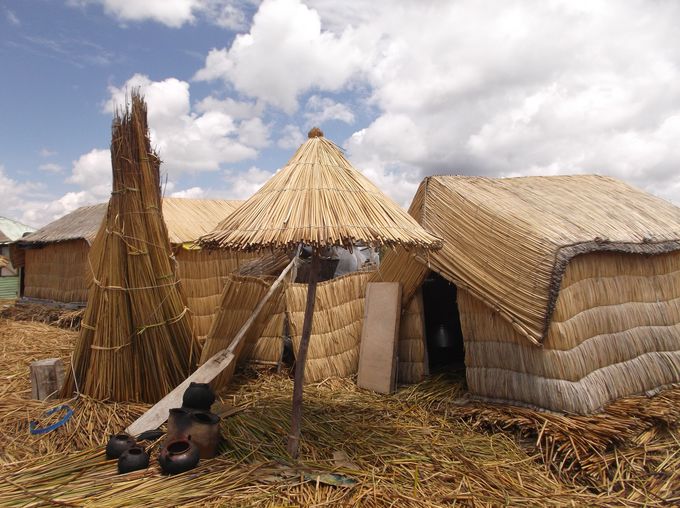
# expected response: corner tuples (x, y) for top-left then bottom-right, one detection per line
(201, 129), (441, 252)
(20, 199), (242, 246)
(404, 175), (680, 344)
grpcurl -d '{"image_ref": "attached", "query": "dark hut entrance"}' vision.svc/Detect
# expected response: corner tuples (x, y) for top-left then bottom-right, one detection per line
(422, 273), (465, 373)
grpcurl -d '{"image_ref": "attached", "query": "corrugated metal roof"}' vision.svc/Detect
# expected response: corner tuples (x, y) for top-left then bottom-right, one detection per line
(0, 217), (35, 244)
(19, 198), (242, 246)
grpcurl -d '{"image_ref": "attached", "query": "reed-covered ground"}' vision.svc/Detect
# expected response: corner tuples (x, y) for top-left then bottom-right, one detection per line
(1, 317), (678, 506)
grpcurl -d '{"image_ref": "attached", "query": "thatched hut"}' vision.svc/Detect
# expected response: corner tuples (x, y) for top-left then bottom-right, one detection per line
(375, 175), (680, 413)
(15, 198), (244, 340)
(0, 216), (35, 299)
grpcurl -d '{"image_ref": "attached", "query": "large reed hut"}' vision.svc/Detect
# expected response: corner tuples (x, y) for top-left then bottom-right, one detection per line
(16, 198), (243, 340)
(376, 175), (680, 414)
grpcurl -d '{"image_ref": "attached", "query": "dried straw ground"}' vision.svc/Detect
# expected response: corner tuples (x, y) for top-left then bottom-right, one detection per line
(1, 318), (678, 506)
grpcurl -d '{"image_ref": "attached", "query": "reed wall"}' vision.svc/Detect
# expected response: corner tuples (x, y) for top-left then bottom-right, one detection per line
(174, 248), (253, 343)
(397, 289), (428, 383)
(23, 240), (91, 303)
(287, 271), (371, 383)
(462, 250), (680, 413)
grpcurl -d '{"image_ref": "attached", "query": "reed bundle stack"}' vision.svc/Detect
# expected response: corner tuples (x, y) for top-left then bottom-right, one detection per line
(201, 128), (440, 457)
(376, 175), (680, 413)
(61, 93), (199, 403)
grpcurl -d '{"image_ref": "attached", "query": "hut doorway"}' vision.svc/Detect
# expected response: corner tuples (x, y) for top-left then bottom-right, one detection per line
(422, 273), (465, 373)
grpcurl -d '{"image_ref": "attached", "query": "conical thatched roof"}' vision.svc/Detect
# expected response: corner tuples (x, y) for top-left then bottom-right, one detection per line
(200, 129), (441, 252)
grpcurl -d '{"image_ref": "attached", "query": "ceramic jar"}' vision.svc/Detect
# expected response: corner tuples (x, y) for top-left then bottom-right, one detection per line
(181, 382), (215, 411)
(117, 446), (150, 474)
(106, 433), (136, 459)
(158, 439), (200, 475)
(188, 411), (221, 459)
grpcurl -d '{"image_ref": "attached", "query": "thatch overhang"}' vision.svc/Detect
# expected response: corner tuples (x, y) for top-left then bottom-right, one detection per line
(19, 199), (243, 248)
(0, 216), (35, 245)
(200, 132), (442, 252)
(385, 174), (680, 345)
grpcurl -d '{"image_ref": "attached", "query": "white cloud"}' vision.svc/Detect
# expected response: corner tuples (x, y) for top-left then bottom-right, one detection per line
(68, 0), (251, 29)
(222, 166), (273, 199)
(277, 124), (305, 150)
(5, 8), (20, 26)
(170, 186), (206, 198)
(194, 96), (263, 119)
(332, 0), (680, 205)
(69, 0), (198, 28)
(0, 164), (79, 227)
(68, 148), (112, 200)
(194, 0), (376, 113)
(39, 148), (57, 157)
(105, 74), (259, 174)
(38, 163), (64, 173)
(304, 95), (354, 126)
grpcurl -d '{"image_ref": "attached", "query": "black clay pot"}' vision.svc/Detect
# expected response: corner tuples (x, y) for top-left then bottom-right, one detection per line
(106, 433), (136, 459)
(181, 382), (215, 411)
(117, 446), (150, 474)
(167, 407), (193, 442)
(159, 439), (200, 475)
(188, 411), (221, 459)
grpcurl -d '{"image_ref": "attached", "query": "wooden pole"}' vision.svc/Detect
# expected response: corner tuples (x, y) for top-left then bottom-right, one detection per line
(287, 252), (320, 458)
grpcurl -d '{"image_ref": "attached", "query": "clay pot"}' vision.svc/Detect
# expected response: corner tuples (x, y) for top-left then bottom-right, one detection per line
(181, 382), (215, 411)
(167, 407), (193, 441)
(106, 433), (136, 459)
(159, 439), (200, 475)
(117, 446), (149, 474)
(188, 411), (221, 459)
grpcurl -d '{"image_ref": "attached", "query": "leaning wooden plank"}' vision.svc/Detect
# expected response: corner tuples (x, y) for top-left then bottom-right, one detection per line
(126, 258), (295, 436)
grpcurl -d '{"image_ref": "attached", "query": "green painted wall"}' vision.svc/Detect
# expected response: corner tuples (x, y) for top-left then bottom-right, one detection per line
(0, 275), (19, 299)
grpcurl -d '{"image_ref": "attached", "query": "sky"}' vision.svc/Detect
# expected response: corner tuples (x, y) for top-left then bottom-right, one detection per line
(2, 0), (680, 227)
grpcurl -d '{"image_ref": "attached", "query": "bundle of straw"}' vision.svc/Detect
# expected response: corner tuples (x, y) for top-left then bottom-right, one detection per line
(61, 92), (199, 402)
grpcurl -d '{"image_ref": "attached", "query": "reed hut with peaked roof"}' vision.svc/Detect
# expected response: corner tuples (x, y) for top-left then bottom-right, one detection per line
(0, 216), (35, 299)
(375, 174), (680, 413)
(201, 127), (441, 456)
(15, 198), (244, 340)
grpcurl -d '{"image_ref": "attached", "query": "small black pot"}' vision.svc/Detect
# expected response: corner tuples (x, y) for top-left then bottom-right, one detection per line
(182, 382), (215, 411)
(106, 433), (136, 459)
(159, 439), (200, 475)
(117, 446), (149, 474)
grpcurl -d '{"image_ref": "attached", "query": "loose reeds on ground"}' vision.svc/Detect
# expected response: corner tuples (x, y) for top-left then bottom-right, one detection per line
(0, 301), (83, 330)
(0, 319), (149, 464)
(2, 318), (679, 506)
(1, 370), (616, 507)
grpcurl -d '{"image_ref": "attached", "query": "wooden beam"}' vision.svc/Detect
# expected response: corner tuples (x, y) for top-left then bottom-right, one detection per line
(126, 258), (295, 436)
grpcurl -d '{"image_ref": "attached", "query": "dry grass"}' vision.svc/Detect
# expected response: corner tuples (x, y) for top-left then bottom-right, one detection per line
(1, 317), (679, 506)
(0, 301), (83, 330)
(0, 319), (148, 463)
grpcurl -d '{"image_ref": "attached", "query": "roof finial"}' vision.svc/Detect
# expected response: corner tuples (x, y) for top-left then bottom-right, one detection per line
(308, 127), (323, 138)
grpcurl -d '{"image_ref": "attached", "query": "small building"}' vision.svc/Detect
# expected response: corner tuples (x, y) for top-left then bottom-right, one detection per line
(14, 198), (245, 340)
(0, 217), (35, 299)
(376, 175), (680, 413)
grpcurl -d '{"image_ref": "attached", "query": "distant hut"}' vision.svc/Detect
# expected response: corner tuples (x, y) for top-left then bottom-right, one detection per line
(376, 175), (680, 413)
(0, 217), (35, 299)
(15, 198), (245, 341)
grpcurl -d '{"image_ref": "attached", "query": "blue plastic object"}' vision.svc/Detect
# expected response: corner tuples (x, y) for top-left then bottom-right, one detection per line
(29, 405), (74, 435)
